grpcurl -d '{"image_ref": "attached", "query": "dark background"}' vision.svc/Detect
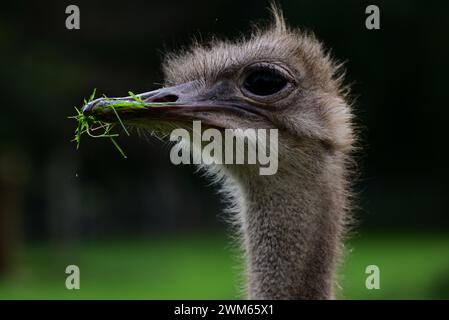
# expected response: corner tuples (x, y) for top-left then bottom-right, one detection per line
(0, 0), (448, 299)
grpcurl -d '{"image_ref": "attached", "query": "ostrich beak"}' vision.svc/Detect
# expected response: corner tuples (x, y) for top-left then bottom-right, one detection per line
(82, 81), (266, 125)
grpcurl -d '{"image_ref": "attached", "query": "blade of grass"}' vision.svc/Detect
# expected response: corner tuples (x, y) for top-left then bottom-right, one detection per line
(110, 137), (127, 158)
(89, 88), (97, 102)
(128, 91), (145, 106)
(110, 105), (130, 136)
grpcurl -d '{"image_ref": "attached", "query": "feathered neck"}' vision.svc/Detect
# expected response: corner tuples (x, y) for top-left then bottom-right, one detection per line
(219, 146), (349, 299)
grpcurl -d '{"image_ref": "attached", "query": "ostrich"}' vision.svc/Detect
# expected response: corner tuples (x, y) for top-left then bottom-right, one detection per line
(83, 8), (355, 300)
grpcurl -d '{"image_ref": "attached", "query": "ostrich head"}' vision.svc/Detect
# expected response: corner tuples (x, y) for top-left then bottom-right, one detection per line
(84, 9), (353, 179)
(83, 7), (355, 299)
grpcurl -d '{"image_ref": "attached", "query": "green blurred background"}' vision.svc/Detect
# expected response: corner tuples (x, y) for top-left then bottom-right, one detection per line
(0, 0), (448, 299)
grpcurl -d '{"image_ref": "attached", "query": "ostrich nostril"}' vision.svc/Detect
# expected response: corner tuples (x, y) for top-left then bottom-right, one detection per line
(151, 94), (179, 103)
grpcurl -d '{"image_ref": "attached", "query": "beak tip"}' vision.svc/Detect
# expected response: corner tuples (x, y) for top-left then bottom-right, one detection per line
(82, 103), (91, 114)
(82, 98), (101, 114)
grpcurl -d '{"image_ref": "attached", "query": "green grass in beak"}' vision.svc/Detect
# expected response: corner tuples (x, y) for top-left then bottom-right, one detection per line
(69, 89), (178, 158)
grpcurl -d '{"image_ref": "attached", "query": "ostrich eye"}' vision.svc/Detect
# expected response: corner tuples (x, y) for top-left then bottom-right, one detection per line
(243, 68), (288, 96)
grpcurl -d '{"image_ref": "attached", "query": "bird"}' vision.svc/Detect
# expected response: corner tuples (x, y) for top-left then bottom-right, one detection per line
(83, 6), (355, 300)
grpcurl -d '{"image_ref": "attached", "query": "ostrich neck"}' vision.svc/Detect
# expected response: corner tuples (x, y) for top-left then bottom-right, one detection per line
(235, 157), (346, 300)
